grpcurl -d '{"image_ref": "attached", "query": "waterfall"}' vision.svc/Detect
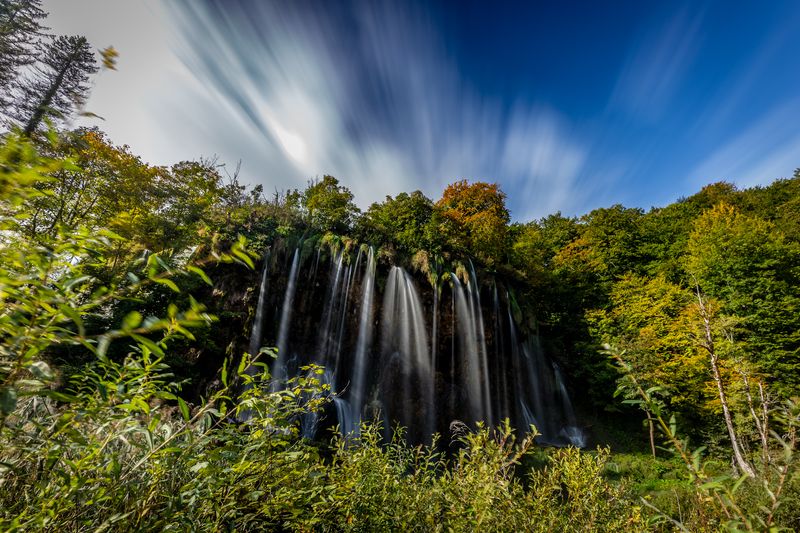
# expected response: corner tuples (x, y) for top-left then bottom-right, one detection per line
(492, 284), (510, 421)
(238, 251), (272, 422)
(431, 284), (438, 369)
(450, 283), (456, 417)
(381, 266), (434, 441)
(302, 368), (336, 439)
(333, 249), (361, 382)
(334, 397), (354, 437)
(254, 245), (586, 447)
(518, 338), (553, 438)
(350, 247), (375, 436)
(508, 299), (586, 446)
(554, 362), (587, 447)
(273, 248), (300, 386)
(247, 250), (270, 359)
(452, 273), (485, 424)
(468, 261), (493, 427)
(315, 250), (345, 368)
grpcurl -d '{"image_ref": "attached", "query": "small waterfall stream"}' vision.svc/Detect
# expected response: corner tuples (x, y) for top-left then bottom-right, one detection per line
(247, 250), (271, 359)
(452, 274), (485, 424)
(273, 248), (300, 386)
(349, 247), (376, 436)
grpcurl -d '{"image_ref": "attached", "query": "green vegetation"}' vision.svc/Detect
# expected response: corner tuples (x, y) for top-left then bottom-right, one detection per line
(0, 134), (644, 530)
(1, 1), (799, 530)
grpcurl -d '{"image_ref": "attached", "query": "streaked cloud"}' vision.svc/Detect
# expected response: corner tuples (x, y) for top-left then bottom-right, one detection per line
(688, 98), (800, 188)
(609, 7), (705, 122)
(164, 0), (590, 220)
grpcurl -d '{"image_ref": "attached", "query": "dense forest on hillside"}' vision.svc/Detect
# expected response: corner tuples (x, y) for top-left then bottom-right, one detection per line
(1, 2), (799, 531)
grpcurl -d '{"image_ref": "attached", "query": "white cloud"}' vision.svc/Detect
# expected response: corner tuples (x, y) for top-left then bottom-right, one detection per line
(688, 98), (800, 188)
(161, 1), (591, 220)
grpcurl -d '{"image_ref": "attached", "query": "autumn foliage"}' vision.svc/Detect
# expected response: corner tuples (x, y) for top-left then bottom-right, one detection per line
(435, 179), (510, 264)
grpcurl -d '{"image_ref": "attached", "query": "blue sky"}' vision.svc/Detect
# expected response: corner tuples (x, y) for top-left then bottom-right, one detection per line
(45, 0), (800, 221)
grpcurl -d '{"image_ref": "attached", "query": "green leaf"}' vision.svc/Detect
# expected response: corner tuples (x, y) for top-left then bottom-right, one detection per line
(187, 265), (212, 286)
(731, 474), (748, 494)
(43, 390), (78, 403)
(28, 361), (54, 381)
(153, 277), (180, 293)
(178, 397), (190, 421)
(58, 304), (85, 337)
(64, 275), (92, 291)
(190, 461), (208, 473)
(131, 334), (165, 357)
(0, 387), (18, 416)
(122, 311), (143, 330)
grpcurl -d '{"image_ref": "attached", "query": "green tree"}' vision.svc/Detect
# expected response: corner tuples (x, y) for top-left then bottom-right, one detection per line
(11, 34), (97, 135)
(358, 190), (433, 252)
(23, 128), (228, 274)
(302, 175), (359, 234)
(588, 275), (711, 430)
(0, 0), (46, 113)
(686, 203), (800, 396)
(510, 213), (579, 281)
(578, 204), (647, 280)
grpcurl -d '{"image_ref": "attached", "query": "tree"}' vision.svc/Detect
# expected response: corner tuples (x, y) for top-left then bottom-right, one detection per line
(686, 203), (800, 396)
(511, 213), (581, 281)
(358, 190), (433, 252)
(301, 175), (359, 234)
(578, 204), (647, 280)
(23, 128), (227, 269)
(588, 275), (710, 435)
(0, 0), (46, 113)
(12, 34), (97, 135)
(23, 128), (160, 238)
(434, 179), (510, 264)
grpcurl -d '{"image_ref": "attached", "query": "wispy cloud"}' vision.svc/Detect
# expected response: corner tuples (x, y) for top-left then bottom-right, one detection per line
(609, 7), (705, 122)
(689, 8), (800, 139)
(688, 98), (800, 188)
(165, 0), (590, 220)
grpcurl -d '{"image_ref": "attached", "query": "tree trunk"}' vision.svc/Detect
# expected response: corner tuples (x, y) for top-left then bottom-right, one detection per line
(23, 46), (77, 136)
(741, 371), (770, 467)
(695, 289), (755, 478)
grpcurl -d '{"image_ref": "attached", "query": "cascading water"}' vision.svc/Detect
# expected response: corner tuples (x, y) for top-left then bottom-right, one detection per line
(348, 247), (375, 436)
(553, 362), (587, 447)
(381, 266), (434, 442)
(273, 248), (300, 386)
(315, 250), (347, 373)
(468, 261), (493, 427)
(451, 270), (494, 426)
(492, 284), (511, 421)
(248, 250), (270, 359)
(249, 244), (586, 447)
(508, 303), (586, 446)
(239, 251), (272, 422)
